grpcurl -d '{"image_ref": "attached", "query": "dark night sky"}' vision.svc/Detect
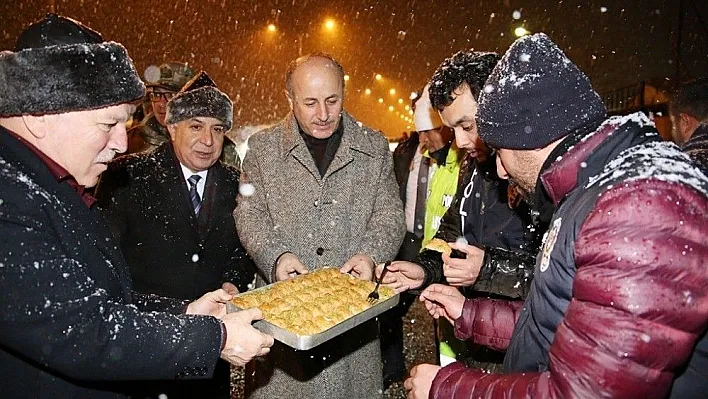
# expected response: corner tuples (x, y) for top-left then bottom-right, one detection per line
(2, 0), (707, 137)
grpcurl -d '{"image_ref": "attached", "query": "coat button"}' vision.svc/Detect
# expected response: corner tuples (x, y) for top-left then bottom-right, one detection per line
(314, 200), (319, 207)
(316, 247), (324, 256)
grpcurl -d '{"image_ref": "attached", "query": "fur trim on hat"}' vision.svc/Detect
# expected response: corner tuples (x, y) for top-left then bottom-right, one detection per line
(165, 87), (233, 130)
(0, 41), (145, 117)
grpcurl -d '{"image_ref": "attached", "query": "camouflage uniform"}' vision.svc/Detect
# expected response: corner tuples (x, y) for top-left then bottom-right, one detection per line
(220, 137), (241, 169)
(127, 113), (170, 154)
(127, 62), (195, 155)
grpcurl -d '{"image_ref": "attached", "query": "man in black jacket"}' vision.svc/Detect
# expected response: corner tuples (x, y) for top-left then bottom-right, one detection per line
(379, 50), (542, 370)
(670, 77), (708, 172)
(0, 14), (273, 399)
(96, 71), (256, 399)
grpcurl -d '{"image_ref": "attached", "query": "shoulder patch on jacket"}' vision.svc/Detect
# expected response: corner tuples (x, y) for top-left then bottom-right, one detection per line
(540, 217), (562, 273)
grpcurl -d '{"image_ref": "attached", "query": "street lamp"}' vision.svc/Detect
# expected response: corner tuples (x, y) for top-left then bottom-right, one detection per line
(297, 18), (337, 56)
(323, 18), (336, 31)
(375, 74), (382, 81)
(515, 27), (530, 37)
(364, 88), (371, 95)
(267, 24), (277, 32)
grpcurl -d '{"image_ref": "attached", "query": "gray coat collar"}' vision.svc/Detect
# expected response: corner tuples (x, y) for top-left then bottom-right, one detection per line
(280, 111), (378, 181)
(281, 111), (377, 159)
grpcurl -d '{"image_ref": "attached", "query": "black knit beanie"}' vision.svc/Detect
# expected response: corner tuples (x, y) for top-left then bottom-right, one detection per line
(477, 33), (607, 150)
(165, 71), (233, 130)
(0, 14), (145, 117)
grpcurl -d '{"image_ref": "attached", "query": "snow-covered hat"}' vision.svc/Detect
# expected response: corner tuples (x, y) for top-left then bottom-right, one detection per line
(0, 14), (145, 117)
(165, 71), (233, 130)
(477, 33), (606, 150)
(414, 83), (443, 131)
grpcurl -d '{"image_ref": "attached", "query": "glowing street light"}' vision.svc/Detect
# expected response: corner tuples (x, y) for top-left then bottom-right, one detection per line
(515, 26), (530, 37)
(388, 105), (394, 112)
(344, 74), (350, 82)
(389, 88), (396, 96)
(364, 88), (371, 95)
(378, 98), (384, 103)
(375, 74), (382, 81)
(324, 18), (336, 31)
(267, 24), (277, 32)
(397, 98), (403, 104)
(404, 105), (410, 111)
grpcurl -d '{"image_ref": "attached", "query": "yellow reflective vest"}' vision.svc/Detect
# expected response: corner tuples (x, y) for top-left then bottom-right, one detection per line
(422, 143), (463, 247)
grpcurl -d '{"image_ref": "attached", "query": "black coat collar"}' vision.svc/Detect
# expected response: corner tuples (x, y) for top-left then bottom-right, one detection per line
(0, 126), (133, 301)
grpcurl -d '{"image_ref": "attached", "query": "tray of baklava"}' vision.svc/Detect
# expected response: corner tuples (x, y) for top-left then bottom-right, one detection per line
(227, 267), (399, 350)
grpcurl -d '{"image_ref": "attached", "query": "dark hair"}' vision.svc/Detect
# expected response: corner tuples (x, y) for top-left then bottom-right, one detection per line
(670, 77), (708, 122)
(285, 52), (345, 96)
(428, 51), (501, 111)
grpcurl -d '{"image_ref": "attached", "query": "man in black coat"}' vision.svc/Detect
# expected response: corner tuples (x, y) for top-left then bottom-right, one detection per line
(96, 71), (256, 399)
(0, 14), (273, 399)
(670, 77), (708, 173)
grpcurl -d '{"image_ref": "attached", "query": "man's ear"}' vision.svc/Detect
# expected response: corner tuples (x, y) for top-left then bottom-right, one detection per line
(21, 114), (47, 139)
(679, 113), (698, 137)
(166, 123), (177, 141)
(284, 89), (294, 111)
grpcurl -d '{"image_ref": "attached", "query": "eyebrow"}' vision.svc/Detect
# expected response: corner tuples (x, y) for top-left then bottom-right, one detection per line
(302, 94), (340, 102)
(451, 116), (475, 126)
(100, 113), (129, 123)
(191, 117), (226, 128)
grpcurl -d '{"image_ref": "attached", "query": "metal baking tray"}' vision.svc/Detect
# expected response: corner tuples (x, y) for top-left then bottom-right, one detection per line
(227, 284), (400, 350)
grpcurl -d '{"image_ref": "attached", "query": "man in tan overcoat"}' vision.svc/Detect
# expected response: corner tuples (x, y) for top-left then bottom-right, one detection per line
(234, 53), (406, 398)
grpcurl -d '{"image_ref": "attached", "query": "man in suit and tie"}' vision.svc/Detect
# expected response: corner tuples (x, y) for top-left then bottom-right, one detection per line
(96, 71), (255, 399)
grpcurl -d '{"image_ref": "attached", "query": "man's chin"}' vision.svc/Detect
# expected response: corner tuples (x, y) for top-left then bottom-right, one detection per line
(309, 126), (335, 138)
(154, 113), (167, 126)
(80, 175), (100, 188)
(509, 179), (534, 198)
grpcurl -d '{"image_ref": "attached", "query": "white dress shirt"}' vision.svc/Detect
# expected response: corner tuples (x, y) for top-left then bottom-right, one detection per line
(180, 163), (208, 200)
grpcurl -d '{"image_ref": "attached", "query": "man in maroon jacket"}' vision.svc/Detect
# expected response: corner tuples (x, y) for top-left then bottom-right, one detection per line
(405, 33), (708, 399)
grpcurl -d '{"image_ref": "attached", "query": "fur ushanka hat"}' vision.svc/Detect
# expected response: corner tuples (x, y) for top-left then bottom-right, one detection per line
(0, 13), (145, 117)
(165, 71), (233, 130)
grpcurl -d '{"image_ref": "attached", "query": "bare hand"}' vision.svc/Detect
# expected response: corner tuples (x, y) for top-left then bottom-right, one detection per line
(404, 363), (441, 399)
(340, 253), (375, 281)
(377, 261), (425, 293)
(219, 308), (274, 366)
(275, 253), (308, 281)
(419, 284), (465, 324)
(221, 282), (239, 296)
(442, 242), (484, 287)
(186, 288), (233, 318)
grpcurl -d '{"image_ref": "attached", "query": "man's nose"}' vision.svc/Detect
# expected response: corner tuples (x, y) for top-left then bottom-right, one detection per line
(316, 104), (328, 121)
(199, 130), (214, 146)
(496, 156), (509, 180)
(111, 123), (128, 154)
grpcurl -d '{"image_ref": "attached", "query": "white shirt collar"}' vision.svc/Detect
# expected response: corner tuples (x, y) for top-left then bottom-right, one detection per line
(180, 163), (208, 199)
